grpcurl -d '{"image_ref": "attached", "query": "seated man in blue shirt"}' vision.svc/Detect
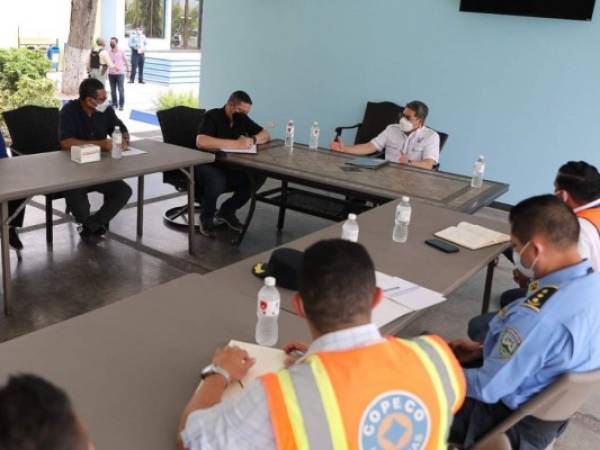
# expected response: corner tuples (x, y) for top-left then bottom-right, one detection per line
(59, 78), (132, 244)
(0, 133), (26, 250)
(449, 195), (600, 449)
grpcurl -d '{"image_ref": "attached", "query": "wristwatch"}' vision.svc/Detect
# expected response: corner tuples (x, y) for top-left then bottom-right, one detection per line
(200, 364), (231, 385)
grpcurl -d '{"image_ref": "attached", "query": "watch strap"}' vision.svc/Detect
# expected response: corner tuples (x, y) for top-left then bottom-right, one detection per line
(201, 364), (231, 385)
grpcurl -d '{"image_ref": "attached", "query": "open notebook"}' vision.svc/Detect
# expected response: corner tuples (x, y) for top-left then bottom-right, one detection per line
(209, 340), (287, 400)
(435, 222), (510, 250)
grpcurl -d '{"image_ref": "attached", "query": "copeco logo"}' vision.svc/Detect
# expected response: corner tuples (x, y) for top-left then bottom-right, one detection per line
(359, 391), (430, 450)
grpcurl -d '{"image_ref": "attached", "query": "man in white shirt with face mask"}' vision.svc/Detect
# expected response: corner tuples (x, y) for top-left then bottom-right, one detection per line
(330, 100), (440, 170)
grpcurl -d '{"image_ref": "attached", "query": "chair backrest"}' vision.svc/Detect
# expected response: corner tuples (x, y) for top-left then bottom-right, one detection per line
(3, 105), (60, 154)
(354, 101), (404, 145)
(438, 131), (449, 152)
(156, 106), (205, 189)
(473, 370), (600, 449)
(156, 106), (205, 150)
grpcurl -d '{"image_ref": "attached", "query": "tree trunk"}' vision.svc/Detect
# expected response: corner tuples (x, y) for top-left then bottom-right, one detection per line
(62, 0), (99, 95)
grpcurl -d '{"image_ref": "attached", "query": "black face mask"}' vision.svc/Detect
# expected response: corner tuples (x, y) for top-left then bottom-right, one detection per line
(110, 43), (116, 49)
(232, 112), (246, 122)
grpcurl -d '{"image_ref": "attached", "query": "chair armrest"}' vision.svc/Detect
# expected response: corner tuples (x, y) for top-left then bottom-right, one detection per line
(334, 123), (362, 140)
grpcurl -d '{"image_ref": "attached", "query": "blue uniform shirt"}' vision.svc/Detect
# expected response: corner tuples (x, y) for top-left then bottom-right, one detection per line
(0, 133), (7, 159)
(465, 260), (600, 410)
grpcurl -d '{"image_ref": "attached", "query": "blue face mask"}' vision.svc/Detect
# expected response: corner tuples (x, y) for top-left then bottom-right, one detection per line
(513, 241), (539, 280)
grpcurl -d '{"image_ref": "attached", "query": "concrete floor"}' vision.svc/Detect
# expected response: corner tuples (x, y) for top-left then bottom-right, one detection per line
(1, 147), (598, 448)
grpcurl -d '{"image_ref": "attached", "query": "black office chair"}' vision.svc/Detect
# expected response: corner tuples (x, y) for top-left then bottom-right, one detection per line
(335, 101), (405, 144)
(3, 105), (65, 243)
(156, 106), (206, 229)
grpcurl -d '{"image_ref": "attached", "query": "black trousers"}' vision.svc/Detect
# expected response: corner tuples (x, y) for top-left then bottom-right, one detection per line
(194, 163), (265, 222)
(450, 398), (567, 450)
(130, 50), (145, 82)
(109, 73), (125, 107)
(64, 181), (132, 232)
(7, 199), (25, 228)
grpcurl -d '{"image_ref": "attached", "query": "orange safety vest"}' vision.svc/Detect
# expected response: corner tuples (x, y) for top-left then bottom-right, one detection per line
(577, 207), (600, 233)
(261, 335), (465, 450)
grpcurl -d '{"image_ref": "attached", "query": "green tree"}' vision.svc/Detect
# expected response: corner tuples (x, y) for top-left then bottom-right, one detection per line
(171, 2), (200, 48)
(126, 0), (164, 38)
(0, 48), (59, 142)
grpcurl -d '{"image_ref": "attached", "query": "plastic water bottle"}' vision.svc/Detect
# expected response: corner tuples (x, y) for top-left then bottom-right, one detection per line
(393, 196), (412, 243)
(341, 213), (359, 242)
(255, 277), (281, 347)
(111, 127), (123, 159)
(284, 120), (295, 147)
(309, 122), (320, 150)
(471, 155), (485, 188)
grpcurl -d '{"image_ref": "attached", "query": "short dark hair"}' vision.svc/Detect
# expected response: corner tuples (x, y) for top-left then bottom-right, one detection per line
(227, 90), (252, 106)
(556, 161), (600, 204)
(299, 239), (375, 333)
(79, 78), (105, 100)
(405, 100), (429, 121)
(509, 195), (580, 248)
(0, 374), (87, 450)
(110, 36), (118, 43)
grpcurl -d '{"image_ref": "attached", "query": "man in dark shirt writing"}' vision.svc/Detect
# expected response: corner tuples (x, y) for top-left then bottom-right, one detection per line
(195, 90), (270, 238)
(59, 78), (132, 244)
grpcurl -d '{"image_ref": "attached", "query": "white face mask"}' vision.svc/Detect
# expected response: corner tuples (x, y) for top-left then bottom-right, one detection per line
(513, 241), (540, 280)
(95, 100), (109, 113)
(399, 117), (414, 133)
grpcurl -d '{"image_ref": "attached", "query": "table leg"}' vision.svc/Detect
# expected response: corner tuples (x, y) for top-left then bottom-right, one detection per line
(137, 176), (144, 237)
(277, 180), (288, 231)
(481, 257), (498, 314)
(1, 202), (12, 315)
(187, 166), (196, 256)
(234, 172), (257, 246)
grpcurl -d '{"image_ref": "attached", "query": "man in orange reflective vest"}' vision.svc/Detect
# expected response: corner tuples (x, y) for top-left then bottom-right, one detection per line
(178, 239), (465, 450)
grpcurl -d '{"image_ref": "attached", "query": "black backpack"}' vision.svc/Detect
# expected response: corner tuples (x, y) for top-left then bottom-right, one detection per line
(89, 50), (101, 69)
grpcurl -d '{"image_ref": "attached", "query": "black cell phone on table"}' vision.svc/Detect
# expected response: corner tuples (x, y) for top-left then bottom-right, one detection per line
(425, 238), (459, 253)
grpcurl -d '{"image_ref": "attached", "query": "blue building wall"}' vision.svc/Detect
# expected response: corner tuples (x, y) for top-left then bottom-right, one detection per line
(199, 0), (600, 203)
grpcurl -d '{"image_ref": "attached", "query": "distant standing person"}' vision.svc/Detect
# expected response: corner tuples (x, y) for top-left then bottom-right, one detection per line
(128, 26), (147, 84)
(87, 37), (113, 84)
(108, 36), (129, 111)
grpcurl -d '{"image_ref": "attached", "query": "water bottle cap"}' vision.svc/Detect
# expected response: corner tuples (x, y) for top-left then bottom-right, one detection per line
(265, 276), (276, 287)
(313, 121), (319, 126)
(348, 213), (357, 220)
(402, 196), (410, 203)
(478, 155), (485, 160)
(288, 120), (294, 124)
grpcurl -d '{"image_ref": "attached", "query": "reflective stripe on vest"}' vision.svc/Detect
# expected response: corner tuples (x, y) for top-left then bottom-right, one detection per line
(402, 336), (465, 446)
(262, 337), (463, 450)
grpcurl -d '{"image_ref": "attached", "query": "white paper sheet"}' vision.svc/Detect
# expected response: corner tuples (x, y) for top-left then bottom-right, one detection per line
(121, 147), (148, 157)
(375, 271), (416, 295)
(372, 297), (413, 328)
(388, 286), (446, 311)
(376, 271), (446, 314)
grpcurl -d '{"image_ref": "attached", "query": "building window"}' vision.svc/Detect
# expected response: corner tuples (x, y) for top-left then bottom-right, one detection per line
(171, 0), (203, 49)
(125, 0), (165, 39)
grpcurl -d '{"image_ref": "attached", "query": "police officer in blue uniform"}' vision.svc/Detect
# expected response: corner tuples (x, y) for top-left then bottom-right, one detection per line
(449, 195), (600, 450)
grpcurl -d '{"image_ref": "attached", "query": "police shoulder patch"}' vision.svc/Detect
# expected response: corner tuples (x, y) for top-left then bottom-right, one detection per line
(498, 327), (522, 359)
(522, 286), (559, 312)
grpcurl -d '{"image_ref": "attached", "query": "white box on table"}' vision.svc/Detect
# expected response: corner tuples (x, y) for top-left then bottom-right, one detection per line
(71, 144), (101, 164)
